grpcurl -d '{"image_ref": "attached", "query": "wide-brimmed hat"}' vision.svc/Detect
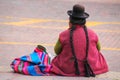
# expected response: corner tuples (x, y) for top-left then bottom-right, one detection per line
(67, 4), (89, 19)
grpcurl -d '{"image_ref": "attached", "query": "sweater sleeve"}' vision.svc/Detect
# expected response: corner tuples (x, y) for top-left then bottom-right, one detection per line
(54, 39), (62, 55)
(97, 41), (101, 51)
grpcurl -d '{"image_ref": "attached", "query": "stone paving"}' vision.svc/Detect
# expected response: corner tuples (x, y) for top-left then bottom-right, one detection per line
(0, 0), (120, 80)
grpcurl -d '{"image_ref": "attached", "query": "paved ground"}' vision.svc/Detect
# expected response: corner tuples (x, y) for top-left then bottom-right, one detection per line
(0, 0), (120, 80)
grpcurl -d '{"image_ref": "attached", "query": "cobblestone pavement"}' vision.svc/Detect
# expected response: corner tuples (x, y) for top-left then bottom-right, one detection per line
(0, 0), (120, 80)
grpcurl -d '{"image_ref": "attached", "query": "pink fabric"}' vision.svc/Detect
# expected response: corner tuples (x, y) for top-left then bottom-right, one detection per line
(50, 25), (108, 76)
(14, 58), (21, 72)
(22, 62), (29, 75)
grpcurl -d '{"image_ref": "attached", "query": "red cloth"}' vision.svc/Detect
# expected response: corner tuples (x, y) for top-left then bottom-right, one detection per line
(50, 25), (108, 76)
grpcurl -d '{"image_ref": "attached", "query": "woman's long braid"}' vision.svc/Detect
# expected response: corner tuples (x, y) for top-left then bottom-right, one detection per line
(69, 17), (95, 76)
(69, 25), (80, 75)
(83, 25), (95, 77)
(83, 25), (89, 59)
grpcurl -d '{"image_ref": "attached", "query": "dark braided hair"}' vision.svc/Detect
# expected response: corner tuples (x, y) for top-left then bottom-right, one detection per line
(69, 17), (95, 77)
(69, 17), (86, 75)
(83, 25), (95, 77)
(69, 25), (80, 75)
(70, 16), (86, 25)
(83, 25), (89, 59)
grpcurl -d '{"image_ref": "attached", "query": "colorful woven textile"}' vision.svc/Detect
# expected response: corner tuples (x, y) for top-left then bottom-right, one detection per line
(10, 45), (51, 76)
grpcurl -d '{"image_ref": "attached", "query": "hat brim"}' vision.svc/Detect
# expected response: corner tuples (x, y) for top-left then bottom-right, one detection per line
(67, 10), (89, 19)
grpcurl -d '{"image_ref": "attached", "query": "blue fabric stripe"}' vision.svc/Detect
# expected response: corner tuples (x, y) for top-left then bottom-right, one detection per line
(39, 64), (46, 72)
(30, 52), (41, 64)
(27, 66), (43, 76)
(41, 52), (45, 64)
(20, 56), (28, 61)
(27, 66), (37, 76)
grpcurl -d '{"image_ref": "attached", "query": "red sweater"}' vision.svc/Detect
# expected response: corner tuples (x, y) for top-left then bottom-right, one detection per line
(50, 25), (108, 76)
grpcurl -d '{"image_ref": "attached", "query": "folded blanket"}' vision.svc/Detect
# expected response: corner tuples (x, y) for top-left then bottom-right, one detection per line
(10, 45), (51, 76)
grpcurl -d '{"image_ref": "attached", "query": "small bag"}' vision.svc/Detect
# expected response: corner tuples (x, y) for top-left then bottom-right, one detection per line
(10, 45), (51, 76)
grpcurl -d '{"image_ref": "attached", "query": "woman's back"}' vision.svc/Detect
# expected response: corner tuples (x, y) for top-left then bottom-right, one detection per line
(50, 25), (108, 76)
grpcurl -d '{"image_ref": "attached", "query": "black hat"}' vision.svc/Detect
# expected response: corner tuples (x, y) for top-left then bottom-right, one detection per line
(67, 4), (89, 19)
